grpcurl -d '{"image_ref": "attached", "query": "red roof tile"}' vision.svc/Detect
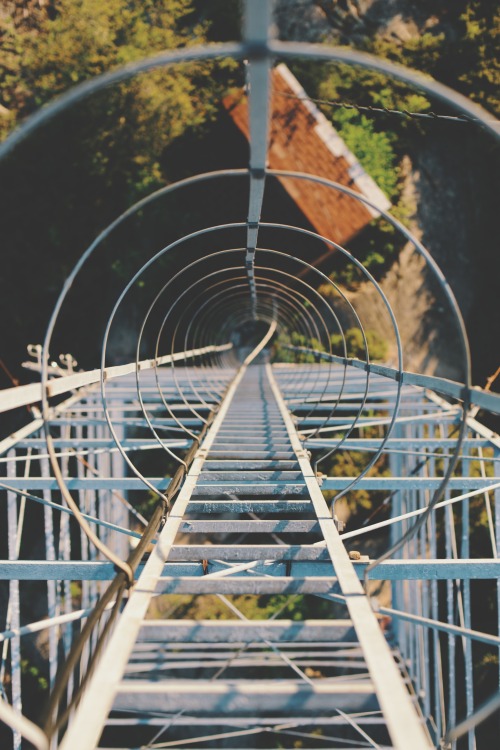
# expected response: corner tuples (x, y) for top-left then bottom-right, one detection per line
(223, 64), (391, 247)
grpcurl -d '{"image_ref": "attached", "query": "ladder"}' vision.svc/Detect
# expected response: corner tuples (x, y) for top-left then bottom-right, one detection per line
(60, 362), (432, 750)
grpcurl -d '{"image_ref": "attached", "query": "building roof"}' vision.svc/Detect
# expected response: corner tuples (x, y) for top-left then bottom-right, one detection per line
(223, 63), (391, 247)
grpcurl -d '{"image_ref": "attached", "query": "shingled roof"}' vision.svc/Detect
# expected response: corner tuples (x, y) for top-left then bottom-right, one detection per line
(223, 63), (391, 247)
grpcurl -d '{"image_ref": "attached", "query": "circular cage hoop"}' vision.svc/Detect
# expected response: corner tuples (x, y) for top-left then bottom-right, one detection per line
(2, 34), (496, 587)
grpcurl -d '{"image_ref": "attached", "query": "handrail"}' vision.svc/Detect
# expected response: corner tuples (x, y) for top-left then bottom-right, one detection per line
(0, 344), (233, 414)
(283, 345), (500, 415)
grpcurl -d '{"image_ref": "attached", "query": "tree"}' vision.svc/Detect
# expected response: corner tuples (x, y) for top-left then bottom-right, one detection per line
(1, 0), (229, 191)
(0, 0), (237, 372)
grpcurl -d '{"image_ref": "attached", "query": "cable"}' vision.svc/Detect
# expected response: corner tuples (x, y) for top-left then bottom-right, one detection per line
(274, 89), (498, 125)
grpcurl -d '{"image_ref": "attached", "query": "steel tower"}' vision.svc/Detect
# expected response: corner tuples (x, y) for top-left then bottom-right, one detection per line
(1, 2), (499, 749)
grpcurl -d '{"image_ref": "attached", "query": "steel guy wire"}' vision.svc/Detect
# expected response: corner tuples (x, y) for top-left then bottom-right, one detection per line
(274, 89), (498, 125)
(0, 481), (142, 540)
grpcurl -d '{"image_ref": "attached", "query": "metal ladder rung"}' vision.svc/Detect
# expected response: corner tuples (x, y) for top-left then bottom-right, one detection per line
(202, 460), (300, 470)
(168, 544), (330, 561)
(155, 576), (340, 595)
(191, 483), (309, 497)
(177, 519), (321, 533)
(113, 680), (379, 714)
(198, 471), (304, 481)
(185, 500), (313, 513)
(206, 451), (296, 459)
(136, 619), (357, 643)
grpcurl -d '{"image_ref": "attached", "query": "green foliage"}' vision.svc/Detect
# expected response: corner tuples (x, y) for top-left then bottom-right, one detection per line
(272, 331), (326, 364)
(324, 195), (414, 288)
(304, 64), (404, 209)
(69, 581), (82, 602)
(287, 1), (499, 301)
(0, 0), (239, 371)
(193, 0), (242, 42)
(370, 31), (446, 80)
(330, 327), (388, 362)
(4, 0), (202, 96)
(288, 58), (410, 289)
(320, 3), (499, 121)
(273, 326), (388, 364)
(457, 2), (500, 116)
(149, 593), (339, 622)
(332, 110), (400, 199)
(0, 0), (233, 192)
(369, 3), (499, 118)
(21, 658), (48, 693)
(321, 433), (391, 520)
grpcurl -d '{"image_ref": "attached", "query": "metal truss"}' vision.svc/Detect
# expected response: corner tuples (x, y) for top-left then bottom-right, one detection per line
(1, 356), (499, 750)
(1, 1), (500, 749)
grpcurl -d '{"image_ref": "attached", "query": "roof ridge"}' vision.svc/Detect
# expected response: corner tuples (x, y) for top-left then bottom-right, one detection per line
(274, 63), (391, 216)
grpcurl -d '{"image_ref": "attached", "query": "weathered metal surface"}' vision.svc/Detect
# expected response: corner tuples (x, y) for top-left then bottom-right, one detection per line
(113, 680), (380, 714)
(136, 619), (357, 643)
(3, 475), (494, 490)
(1, 4), (499, 745)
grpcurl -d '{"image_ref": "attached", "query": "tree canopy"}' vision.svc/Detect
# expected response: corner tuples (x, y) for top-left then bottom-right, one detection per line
(0, 0), (238, 372)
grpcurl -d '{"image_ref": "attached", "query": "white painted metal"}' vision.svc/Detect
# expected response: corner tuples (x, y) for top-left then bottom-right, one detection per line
(1, 1), (499, 744)
(0, 344), (232, 414)
(266, 363), (432, 749)
(0, 698), (48, 750)
(58, 331), (272, 750)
